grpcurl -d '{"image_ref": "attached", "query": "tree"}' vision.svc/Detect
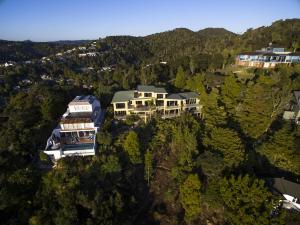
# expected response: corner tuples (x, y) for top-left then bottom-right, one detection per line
(257, 123), (300, 175)
(144, 149), (153, 185)
(220, 175), (285, 225)
(179, 174), (201, 223)
(174, 66), (186, 89)
(204, 127), (245, 167)
(124, 131), (142, 164)
(220, 75), (242, 115)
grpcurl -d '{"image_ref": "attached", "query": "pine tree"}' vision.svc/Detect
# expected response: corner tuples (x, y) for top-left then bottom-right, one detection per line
(174, 66), (186, 89)
(124, 131), (142, 164)
(179, 174), (201, 223)
(144, 149), (153, 185)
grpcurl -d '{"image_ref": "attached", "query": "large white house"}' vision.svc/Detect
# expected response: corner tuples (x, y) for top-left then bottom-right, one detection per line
(44, 95), (102, 161)
(236, 46), (300, 68)
(111, 85), (202, 122)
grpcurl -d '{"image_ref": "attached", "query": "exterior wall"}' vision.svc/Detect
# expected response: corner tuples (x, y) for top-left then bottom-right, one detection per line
(60, 122), (95, 130)
(113, 97), (202, 121)
(69, 104), (93, 113)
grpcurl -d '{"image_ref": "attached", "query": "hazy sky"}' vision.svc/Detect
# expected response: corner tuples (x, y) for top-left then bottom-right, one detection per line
(0, 0), (299, 41)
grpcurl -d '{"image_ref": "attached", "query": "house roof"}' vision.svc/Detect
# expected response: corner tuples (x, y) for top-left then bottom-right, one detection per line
(111, 90), (135, 103)
(269, 178), (300, 199)
(69, 95), (96, 105)
(294, 91), (300, 106)
(167, 92), (199, 100)
(137, 85), (167, 93)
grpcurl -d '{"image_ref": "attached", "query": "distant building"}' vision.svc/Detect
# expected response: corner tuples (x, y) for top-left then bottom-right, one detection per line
(236, 46), (300, 68)
(111, 85), (202, 122)
(1, 61), (16, 67)
(44, 95), (102, 161)
(283, 91), (300, 125)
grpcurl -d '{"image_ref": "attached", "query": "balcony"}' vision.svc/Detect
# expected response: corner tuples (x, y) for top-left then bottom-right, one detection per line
(133, 105), (155, 112)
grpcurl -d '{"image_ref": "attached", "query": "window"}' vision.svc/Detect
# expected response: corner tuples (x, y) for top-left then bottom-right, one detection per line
(156, 100), (164, 106)
(116, 103), (125, 109)
(144, 93), (152, 97)
(157, 94), (164, 98)
(186, 98), (196, 104)
(136, 101), (142, 105)
(115, 111), (126, 116)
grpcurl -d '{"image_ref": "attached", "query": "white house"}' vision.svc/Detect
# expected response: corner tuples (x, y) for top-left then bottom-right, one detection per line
(44, 95), (102, 161)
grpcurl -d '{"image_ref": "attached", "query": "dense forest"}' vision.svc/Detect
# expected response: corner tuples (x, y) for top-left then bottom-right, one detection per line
(1, 19), (300, 225)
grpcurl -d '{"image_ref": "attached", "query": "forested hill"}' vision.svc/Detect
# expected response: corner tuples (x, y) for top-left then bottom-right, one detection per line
(1, 19), (300, 64)
(0, 40), (89, 63)
(1, 18), (300, 225)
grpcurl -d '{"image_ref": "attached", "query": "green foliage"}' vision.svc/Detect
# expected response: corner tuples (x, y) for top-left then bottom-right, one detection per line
(257, 123), (300, 175)
(144, 149), (153, 185)
(220, 75), (242, 114)
(220, 175), (285, 225)
(179, 174), (201, 223)
(174, 66), (186, 89)
(124, 131), (142, 164)
(204, 127), (245, 167)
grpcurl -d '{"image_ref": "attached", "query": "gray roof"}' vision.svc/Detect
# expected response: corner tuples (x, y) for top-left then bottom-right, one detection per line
(69, 95), (96, 105)
(294, 91), (300, 106)
(167, 92), (199, 100)
(137, 85), (167, 93)
(270, 178), (300, 199)
(111, 90), (135, 103)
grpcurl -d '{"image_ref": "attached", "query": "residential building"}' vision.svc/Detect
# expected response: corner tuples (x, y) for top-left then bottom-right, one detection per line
(236, 46), (300, 68)
(267, 178), (300, 211)
(283, 91), (300, 124)
(111, 85), (202, 121)
(44, 95), (102, 161)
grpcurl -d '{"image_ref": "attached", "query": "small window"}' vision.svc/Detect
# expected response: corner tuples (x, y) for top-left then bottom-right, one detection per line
(157, 94), (163, 98)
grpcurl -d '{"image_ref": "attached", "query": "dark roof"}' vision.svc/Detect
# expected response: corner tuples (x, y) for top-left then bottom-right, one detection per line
(111, 90), (135, 103)
(69, 95), (97, 105)
(137, 85), (167, 93)
(167, 92), (199, 100)
(269, 178), (300, 199)
(294, 91), (300, 106)
(238, 51), (278, 56)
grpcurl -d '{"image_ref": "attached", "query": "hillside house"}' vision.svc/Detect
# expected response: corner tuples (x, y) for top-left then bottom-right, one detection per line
(44, 95), (102, 160)
(111, 85), (202, 122)
(236, 46), (300, 68)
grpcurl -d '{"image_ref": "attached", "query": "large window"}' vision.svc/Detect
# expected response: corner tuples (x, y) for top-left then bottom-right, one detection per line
(157, 94), (164, 98)
(167, 101), (178, 106)
(115, 111), (126, 116)
(156, 100), (164, 106)
(186, 98), (196, 104)
(116, 103), (125, 109)
(144, 93), (152, 97)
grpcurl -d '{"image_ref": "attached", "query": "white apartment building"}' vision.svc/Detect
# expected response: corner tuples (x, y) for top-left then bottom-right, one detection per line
(44, 95), (102, 161)
(111, 85), (202, 122)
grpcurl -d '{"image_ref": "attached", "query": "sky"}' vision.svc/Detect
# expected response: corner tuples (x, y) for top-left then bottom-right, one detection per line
(0, 0), (299, 41)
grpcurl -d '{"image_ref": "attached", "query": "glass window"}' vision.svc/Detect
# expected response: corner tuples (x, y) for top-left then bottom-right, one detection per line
(116, 103), (125, 109)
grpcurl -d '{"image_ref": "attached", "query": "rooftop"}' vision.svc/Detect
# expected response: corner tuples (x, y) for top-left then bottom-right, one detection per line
(167, 92), (199, 100)
(69, 95), (96, 105)
(137, 85), (167, 93)
(294, 91), (300, 105)
(269, 178), (300, 199)
(111, 90), (135, 103)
